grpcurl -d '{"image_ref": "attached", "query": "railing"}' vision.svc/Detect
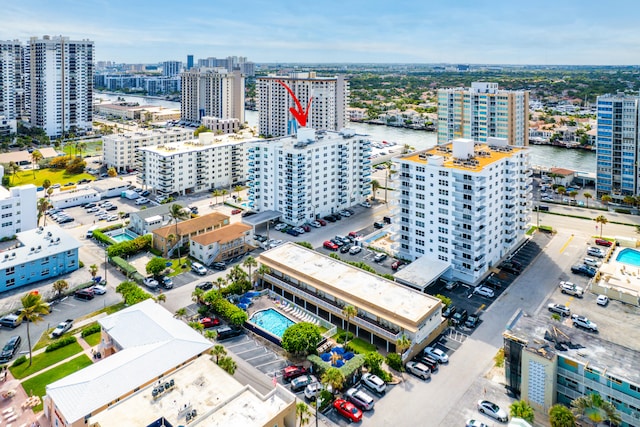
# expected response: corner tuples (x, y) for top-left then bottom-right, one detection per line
(265, 274), (402, 341)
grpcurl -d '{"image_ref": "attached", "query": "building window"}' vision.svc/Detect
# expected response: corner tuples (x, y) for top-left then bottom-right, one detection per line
(41, 269), (49, 276)
(5, 267), (14, 276)
(6, 278), (14, 287)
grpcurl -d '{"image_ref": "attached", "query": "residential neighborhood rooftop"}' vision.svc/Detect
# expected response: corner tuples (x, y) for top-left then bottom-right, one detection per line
(153, 212), (230, 239)
(190, 223), (252, 246)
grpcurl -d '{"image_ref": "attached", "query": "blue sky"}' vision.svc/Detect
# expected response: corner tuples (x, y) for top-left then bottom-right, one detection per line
(3, 0), (639, 64)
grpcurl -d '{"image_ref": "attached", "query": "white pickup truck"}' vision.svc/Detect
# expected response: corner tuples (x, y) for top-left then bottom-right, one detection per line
(51, 319), (73, 338)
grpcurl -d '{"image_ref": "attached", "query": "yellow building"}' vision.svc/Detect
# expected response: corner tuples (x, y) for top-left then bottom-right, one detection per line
(152, 211), (229, 256)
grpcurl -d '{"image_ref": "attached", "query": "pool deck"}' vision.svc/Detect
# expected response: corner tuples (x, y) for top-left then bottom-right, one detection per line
(595, 246), (640, 303)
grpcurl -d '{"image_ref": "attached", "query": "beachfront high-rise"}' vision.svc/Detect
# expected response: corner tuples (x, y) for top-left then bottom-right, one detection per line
(257, 72), (348, 137)
(25, 36), (94, 138)
(595, 93), (639, 198)
(437, 82), (529, 147)
(0, 40), (23, 121)
(393, 137), (532, 284)
(180, 67), (245, 125)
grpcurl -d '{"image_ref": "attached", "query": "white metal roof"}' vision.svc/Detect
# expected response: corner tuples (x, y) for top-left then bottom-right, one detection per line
(46, 300), (212, 424)
(393, 256), (451, 291)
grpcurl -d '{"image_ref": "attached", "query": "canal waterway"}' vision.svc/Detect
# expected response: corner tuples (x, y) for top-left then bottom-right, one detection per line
(95, 92), (596, 173)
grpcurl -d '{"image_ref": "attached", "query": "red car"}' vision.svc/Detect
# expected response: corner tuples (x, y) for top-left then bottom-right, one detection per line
(231, 209), (242, 215)
(595, 238), (613, 247)
(323, 240), (338, 250)
(282, 365), (308, 382)
(199, 317), (220, 328)
(317, 219), (327, 226)
(348, 231), (359, 238)
(333, 398), (363, 423)
(391, 260), (405, 270)
(302, 224), (311, 232)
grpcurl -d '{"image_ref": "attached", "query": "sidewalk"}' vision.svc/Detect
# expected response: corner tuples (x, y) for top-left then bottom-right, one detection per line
(19, 312), (107, 382)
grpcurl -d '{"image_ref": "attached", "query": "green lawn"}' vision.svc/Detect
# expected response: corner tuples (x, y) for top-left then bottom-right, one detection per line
(83, 332), (101, 347)
(10, 341), (83, 379)
(167, 258), (192, 277)
(347, 338), (377, 355)
(9, 168), (95, 188)
(62, 140), (103, 157)
(21, 354), (92, 413)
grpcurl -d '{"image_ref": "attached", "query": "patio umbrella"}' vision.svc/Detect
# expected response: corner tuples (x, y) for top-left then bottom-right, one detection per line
(320, 353), (332, 362)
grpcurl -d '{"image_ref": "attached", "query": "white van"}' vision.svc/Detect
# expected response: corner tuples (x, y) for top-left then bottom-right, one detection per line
(583, 257), (601, 268)
(86, 225), (99, 238)
(135, 197), (149, 205)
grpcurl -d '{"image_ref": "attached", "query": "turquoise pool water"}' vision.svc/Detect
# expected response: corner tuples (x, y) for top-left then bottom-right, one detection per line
(249, 308), (295, 338)
(108, 230), (138, 243)
(616, 248), (640, 267)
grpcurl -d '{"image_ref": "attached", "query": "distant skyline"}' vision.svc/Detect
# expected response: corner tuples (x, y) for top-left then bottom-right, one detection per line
(3, 0), (640, 65)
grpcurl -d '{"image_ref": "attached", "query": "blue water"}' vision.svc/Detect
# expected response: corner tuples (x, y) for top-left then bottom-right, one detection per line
(249, 308), (295, 338)
(365, 232), (388, 244)
(616, 248), (640, 267)
(108, 230), (138, 243)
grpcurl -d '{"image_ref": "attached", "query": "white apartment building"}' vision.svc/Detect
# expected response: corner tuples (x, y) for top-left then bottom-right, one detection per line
(258, 72), (349, 137)
(180, 67), (244, 124)
(201, 116), (240, 134)
(393, 137), (532, 284)
(136, 132), (248, 196)
(25, 36), (94, 138)
(0, 40), (22, 121)
(0, 183), (37, 239)
(103, 127), (194, 172)
(437, 82), (529, 147)
(247, 128), (372, 226)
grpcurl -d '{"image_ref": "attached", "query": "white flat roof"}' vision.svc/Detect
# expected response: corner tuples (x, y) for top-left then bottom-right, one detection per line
(0, 225), (81, 268)
(87, 356), (295, 427)
(140, 134), (256, 156)
(46, 300), (212, 423)
(49, 187), (98, 201)
(259, 242), (441, 327)
(90, 178), (129, 192)
(393, 256), (450, 291)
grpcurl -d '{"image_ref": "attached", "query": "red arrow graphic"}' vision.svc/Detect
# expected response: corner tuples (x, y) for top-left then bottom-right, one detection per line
(277, 80), (313, 128)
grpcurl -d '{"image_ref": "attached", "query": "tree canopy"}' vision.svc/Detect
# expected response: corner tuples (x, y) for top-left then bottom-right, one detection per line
(281, 322), (322, 356)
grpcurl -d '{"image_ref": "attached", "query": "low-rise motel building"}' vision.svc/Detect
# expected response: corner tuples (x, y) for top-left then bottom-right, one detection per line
(258, 242), (445, 355)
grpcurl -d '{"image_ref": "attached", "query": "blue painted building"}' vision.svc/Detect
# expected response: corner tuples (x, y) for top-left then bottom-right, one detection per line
(596, 94), (639, 198)
(0, 225), (81, 292)
(504, 314), (640, 426)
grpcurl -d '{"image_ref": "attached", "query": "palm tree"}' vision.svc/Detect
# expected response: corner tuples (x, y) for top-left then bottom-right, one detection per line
(221, 188), (228, 200)
(89, 264), (99, 279)
(623, 195), (635, 207)
(212, 189), (222, 205)
(211, 344), (227, 364)
(215, 277), (227, 292)
(168, 204), (189, 260)
(8, 161), (20, 184)
(342, 305), (357, 346)
(296, 402), (311, 427)
(52, 279), (69, 298)
(76, 142), (87, 158)
(571, 393), (621, 426)
(166, 234), (176, 258)
(371, 179), (380, 201)
(510, 400), (535, 423)
(569, 190), (578, 202)
(396, 334), (411, 357)
(234, 185), (243, 199)
(192, 288), (205, 304)
(174, 307), (187, 319)
(321, 367), (345, 392)
(47, 188), (54, 198)
(42, 179), (51, 196)
(17, 292), (50, 367)
(584, 192), (592, 208)
(601, 194), (612, 205)
(256, 264), (271, 289)
(227, 264), (248, 285)
(155, 293), (166, 304)
(30, 150), (42, 178)
(204, 330), (217, 341)
(549, 404), (576, 427)
(557, 186), (567, 199)
(243, 256), (257, 284)
(37, 198), (51, 226)
(595, 215), (608, 238)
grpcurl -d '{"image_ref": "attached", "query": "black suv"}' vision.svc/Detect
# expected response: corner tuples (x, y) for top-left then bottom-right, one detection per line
(451, 309), (468, 326)
(196, 282), (214, 291)
(211, 262), (226, 271)
(0, 335), (21, 362)
(442, 305), (457, 319)
(216, 326), (243, 340)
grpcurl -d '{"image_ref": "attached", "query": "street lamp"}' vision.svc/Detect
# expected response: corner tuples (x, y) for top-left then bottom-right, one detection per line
(315, 385), (324, 427)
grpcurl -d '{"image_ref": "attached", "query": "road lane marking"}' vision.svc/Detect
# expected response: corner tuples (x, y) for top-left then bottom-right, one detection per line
(559, 235), (574, 254)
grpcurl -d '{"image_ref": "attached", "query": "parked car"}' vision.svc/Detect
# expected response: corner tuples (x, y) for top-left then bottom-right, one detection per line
(282, 365), (308, 383)
(0, 314), (22, 329)
(231, 209), (242, 215)
(161, 277), (174, 289)
(559, 281), (584, 297)
(477, 400), (508, 422)
(199, 317), (220, 328)
(361, 372), (386, 394)
(596, 295), (609, 306)
(349, 245), (362, 255)
(340, 243), (352, 254)
(374, 253), (387, 263)
(406, 361), (431, 380)
(571, 264), (597, 278)
(423, 346), (449, 363)
(572, 314), (598, 332)
(474, 286), (495, 298)
(587, 247), (605, 258)
(344, 387), (375, 411)
(141, 190), (151, 197)
(105, 205), (118, 211)
(274, 223), (287, 231)
(323, 241), (338, 251)
(360, 201), (371, 208)
(211, 262), (226, 271)
(0, 336), (21, 362)
(595, 238), (613, 247)
(548, 303), (571, 317)
(451, 309), (468, 326)
(91, 284), (107, 295)
(373, 221), (385, 229)
(330, 238), (344, 247)
(333, 398), (363, 423)
(391, 260), (405, 270)
(83, 203), (97, 209)
(191, 262), (207, 275)
(135, 197), (149, 205)
(418, 355), (439, 372)
(74, 289), (95, 301)
(442, 305), (457, 319)
(465, 314), (480, 329)
(290, 375), (318, 392)
(310, 221), (322, 228)
(215, 326), (243, 340)
(583, 257), (601, 268)
(323, 215), (337, 223)
(196, 281), (213, 291)
(466, 419), (490, 427)
(106, 215), (118, 221)
(286, 228), (300, 237)
(143, 277), (159, 289)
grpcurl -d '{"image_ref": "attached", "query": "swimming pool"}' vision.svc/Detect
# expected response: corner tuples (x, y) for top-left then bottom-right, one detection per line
(249, 308), (295, 338)
(107, 229), (139, 243)
(616, 248), (640, 267)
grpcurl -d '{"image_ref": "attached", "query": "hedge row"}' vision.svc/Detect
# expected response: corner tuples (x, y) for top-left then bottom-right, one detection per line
(81, 324), (101, 337)
(92, 230), (115, 245)
(97, 223), (124, 233)
(46, 336), (77, 352)
(203, 291), (248, 326)
(307, 353), (365, 386)
(107, 235), (152, 258)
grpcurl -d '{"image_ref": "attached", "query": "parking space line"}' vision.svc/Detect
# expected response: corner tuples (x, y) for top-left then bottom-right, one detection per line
(559, 235), (574, 254)
(234, 347), (266, 357)
(244, 352), (273, 363)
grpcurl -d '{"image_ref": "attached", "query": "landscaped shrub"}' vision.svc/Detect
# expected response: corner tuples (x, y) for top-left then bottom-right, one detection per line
(307, 353), (365, 386)
(110, 256), (137, 276)
(116, 281), (153, 305)
(615, 208), (631, 214)
(203, 291), (248, 326)
(335, 331), (354, 344)
(92, 230), (115, 245)
(107, 235), (152, 258)
(11, 355), (26, 367)
(46, 336), (77, 352)
(81, 324), (101, 337)
(386, 353), (403, 372)
(97, 223), (124, 233)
